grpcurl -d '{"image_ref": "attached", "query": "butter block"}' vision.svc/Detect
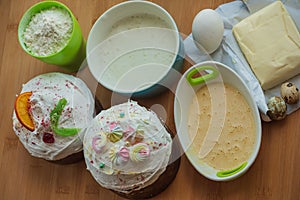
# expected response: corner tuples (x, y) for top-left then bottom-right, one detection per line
(233, 1), (300, 90)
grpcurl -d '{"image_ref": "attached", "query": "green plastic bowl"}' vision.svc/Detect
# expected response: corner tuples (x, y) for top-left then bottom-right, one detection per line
(18, 1), (86, 72)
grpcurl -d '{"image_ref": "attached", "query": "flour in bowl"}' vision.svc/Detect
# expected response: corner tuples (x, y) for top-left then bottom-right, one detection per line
(22, 7), (73, 56)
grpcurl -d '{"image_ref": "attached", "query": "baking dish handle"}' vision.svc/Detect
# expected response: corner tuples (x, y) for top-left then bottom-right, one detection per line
(186, 65), (219, 86)
(216, 162), (248, 178)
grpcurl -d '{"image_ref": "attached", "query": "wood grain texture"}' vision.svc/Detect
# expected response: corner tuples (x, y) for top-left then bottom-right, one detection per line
(1, 0), (299, 200)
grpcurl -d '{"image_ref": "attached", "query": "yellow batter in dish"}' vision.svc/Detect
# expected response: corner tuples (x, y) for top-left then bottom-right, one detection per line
(187, 83), (256, 171)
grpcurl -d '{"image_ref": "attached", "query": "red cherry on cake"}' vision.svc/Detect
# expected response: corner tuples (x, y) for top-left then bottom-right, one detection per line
(43, 132), (55, 143)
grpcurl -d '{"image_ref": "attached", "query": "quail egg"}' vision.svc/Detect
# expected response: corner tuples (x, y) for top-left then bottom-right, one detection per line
(267, 96), (287, 120)
(280, 82), (299, 104)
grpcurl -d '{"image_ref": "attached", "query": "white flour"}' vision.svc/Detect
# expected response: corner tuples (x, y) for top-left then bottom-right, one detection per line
(23, 7), (73, 56)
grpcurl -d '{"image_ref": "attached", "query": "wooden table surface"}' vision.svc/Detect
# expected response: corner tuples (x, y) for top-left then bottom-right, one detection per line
(1, 0), (300, 199)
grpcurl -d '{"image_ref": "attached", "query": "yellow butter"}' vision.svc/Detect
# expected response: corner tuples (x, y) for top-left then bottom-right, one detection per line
(233, 1), (300, 90)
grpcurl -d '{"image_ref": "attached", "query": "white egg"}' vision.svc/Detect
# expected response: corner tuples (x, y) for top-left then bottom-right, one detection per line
(192, 9), (224, 54)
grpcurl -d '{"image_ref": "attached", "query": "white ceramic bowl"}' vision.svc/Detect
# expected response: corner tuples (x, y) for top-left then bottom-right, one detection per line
(86, 1), (184, 97)
(174, 61), (261, 181)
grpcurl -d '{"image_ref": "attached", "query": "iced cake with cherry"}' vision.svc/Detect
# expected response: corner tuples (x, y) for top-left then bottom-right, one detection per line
(12, 72), (97, 163)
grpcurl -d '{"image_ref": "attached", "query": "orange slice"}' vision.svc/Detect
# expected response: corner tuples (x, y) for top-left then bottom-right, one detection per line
(15, 92), (35, 131)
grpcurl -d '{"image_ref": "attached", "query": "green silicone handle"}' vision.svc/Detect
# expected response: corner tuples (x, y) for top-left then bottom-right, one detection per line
(216, 162), (248, 178)
(186, 65), (219, 86)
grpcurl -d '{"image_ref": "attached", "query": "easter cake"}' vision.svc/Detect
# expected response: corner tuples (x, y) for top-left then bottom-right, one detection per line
(83, 100), (180, 199)
(12, 72), (101, 163)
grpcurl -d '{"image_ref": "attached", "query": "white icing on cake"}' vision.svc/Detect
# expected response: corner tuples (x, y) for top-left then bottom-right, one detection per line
(12, 72), (94, 160)
(83, 101), (172, 193)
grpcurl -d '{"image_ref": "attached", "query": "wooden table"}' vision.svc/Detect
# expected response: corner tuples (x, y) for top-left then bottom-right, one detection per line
(1, 0), (299, 199)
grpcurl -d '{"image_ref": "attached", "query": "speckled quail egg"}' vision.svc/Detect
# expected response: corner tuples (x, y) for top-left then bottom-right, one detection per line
(280, 82), (299, 104)
(192, 9), (224, 54)
(267, 96), (287, 120)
